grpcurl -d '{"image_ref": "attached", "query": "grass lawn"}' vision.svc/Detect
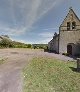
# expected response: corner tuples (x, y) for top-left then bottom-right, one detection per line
(0, 58), (5, 64)
(23, 57), (80, 92)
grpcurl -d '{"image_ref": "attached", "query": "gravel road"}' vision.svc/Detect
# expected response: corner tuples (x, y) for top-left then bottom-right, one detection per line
(0, 48), (76, 92)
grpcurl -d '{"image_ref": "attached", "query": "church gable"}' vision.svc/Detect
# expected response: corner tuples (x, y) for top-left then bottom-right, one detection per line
(60, 8), (80, 31)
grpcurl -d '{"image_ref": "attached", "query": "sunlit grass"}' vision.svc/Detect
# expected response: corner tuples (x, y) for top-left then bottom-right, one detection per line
(23, 57), (80, 92)
(0, 58), (5, 64)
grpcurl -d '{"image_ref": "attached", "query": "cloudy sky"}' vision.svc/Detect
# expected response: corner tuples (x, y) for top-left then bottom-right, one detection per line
(0, 0), (80, 44)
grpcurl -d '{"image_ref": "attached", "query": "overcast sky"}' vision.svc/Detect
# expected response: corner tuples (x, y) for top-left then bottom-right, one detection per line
(0, 0), (80, 44)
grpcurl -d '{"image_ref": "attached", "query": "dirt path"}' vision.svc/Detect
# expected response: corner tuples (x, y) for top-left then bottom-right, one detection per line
(0, 49), (37, 92)
(0, 48), (76, 92)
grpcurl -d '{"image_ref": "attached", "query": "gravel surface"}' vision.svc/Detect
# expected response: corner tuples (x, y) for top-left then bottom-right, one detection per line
(0, 48), (76, 92)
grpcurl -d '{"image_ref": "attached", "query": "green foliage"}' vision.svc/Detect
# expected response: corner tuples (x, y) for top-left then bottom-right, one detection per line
(62, 53), (69, 56)
(0, 39), (14, 48)
(0, 58), (6, 64)
(23, 57), (80, 92)
(0, 35), (48, 49)
(13, 41), (24, 47)
(32, 44), (48, 49)
(0, 38), (32, 48)
(27, 44), (32, 48)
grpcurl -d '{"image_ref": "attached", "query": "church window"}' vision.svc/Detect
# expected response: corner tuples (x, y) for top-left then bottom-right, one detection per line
(72, 21), (76, 29)
(67, 22), (70, 30)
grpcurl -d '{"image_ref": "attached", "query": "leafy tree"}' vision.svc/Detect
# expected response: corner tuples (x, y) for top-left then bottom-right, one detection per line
(27, 44), (32, 48)
(0, 39), (14, 48)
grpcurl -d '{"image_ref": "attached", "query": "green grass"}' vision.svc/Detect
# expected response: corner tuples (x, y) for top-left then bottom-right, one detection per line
(0, 58), (5, 64)
(23, 57), (80, 92)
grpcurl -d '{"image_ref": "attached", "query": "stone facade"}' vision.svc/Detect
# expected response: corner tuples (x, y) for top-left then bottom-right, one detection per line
(48, 8), (80, 56)
(48, 34), (59, 53)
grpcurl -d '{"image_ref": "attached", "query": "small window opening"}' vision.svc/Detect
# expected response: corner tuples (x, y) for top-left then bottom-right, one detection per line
(67, 22), (70, 30)
(72, 22), (76, 29)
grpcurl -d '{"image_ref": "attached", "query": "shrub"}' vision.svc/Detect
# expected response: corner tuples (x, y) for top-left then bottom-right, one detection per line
(62, 53), (69, 56)
(27, 44), (32, 48)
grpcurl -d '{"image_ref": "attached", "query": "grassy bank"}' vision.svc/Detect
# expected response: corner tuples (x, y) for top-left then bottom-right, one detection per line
(23, 57), (80, 92)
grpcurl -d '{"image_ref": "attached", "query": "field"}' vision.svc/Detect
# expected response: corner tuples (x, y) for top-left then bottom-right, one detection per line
(23, 57), (80, 92)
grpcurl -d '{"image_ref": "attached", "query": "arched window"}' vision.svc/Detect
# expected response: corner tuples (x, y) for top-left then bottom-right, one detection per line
(72, 21), (76, 29)
(67, 22), (70, 30)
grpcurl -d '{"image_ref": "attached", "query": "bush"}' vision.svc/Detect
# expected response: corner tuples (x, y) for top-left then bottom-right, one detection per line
(0, 39), (14, 48)
(62, 53), (69, 56)
(27, 44), (32, 48)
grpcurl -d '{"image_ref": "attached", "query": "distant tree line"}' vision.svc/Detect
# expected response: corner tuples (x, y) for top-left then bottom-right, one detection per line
(0, 36), (48, 49)
(0, 37), (32, 48)
(32, 44), (48, 49)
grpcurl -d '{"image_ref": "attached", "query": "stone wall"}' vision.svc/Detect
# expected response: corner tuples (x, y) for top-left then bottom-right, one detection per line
(59, 30), (80, 55)
(48, 35), (59, 53)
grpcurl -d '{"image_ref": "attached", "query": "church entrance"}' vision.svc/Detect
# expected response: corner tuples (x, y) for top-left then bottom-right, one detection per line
(67, 45), (72, 55)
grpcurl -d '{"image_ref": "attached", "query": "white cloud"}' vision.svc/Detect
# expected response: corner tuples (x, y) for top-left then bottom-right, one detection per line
(43, 27), (58, 31)
(32, 0), (64, 24)
(39, 32), (54, 38)
(13, 39), (27, 44)
(0, 26), (26, 36)
(4, 0), (64, 32)
(30, 0), (64, 30)
(36, 38), (52, 44)
(25, 38), (51, 44)
(0, 0), (64, 43)
(8, 0), (17, 25)
(38, 27), (59, 38)
(41, 38), (52, 44)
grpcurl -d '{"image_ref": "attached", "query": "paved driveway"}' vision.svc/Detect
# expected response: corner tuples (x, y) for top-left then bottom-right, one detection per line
(0, 48), (76, 92)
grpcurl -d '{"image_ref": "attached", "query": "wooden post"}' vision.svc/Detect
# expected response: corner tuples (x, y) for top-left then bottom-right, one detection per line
(77, 58), (80, 71)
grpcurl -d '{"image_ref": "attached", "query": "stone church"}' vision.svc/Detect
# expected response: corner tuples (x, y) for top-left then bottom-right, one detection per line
(48, 8), (80, 56)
